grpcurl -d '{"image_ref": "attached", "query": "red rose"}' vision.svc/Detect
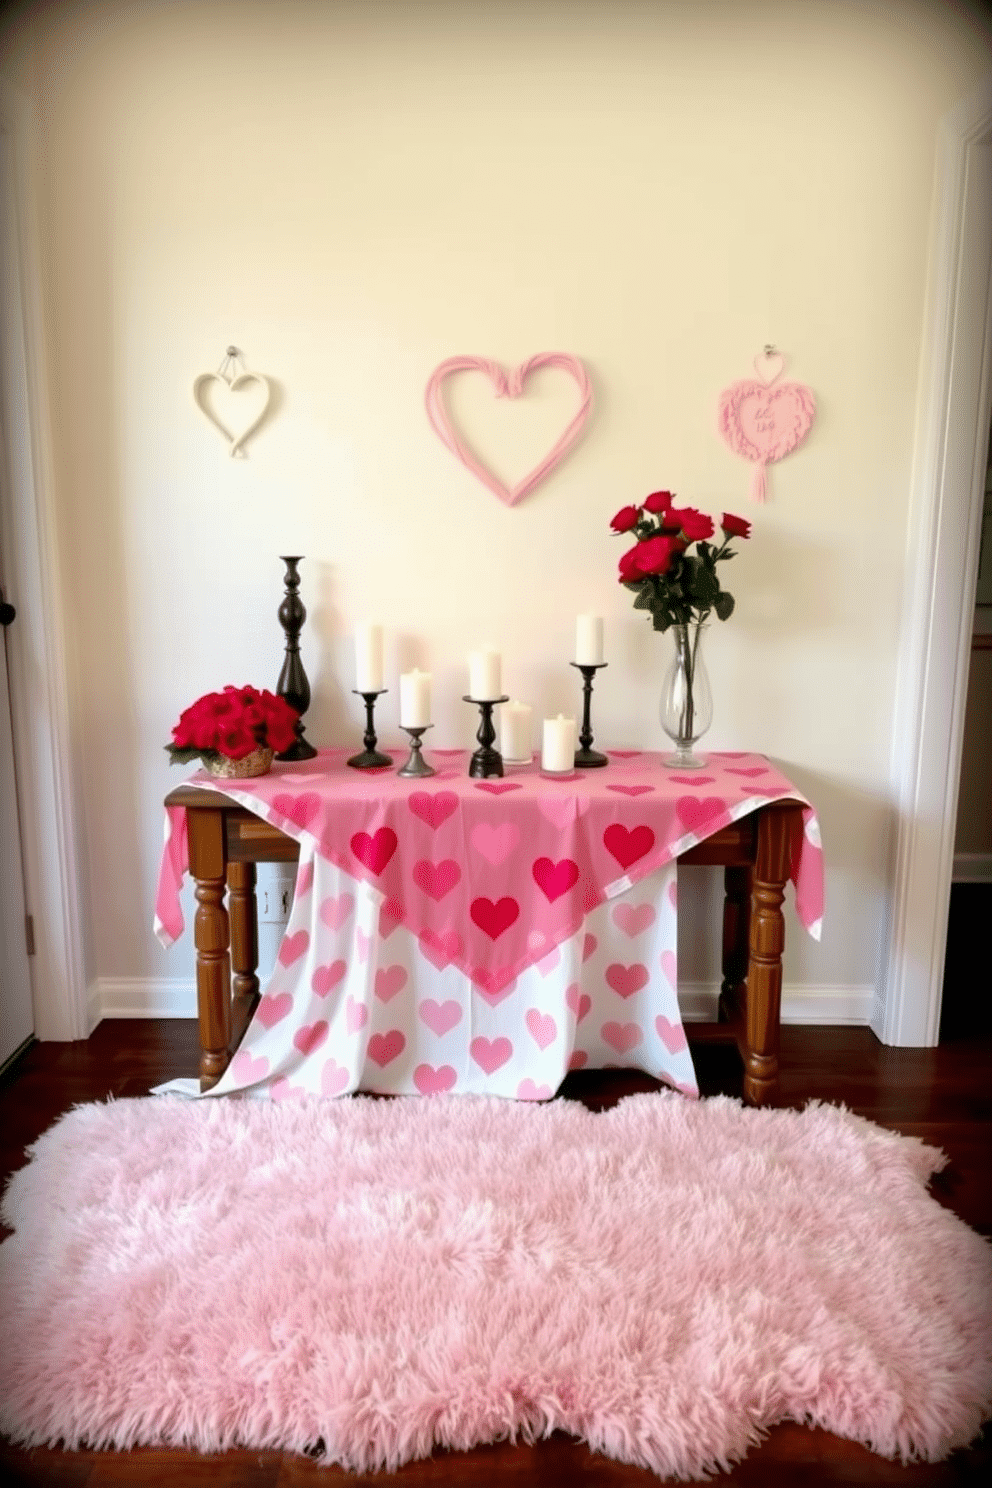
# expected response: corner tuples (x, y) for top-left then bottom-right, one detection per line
(618, 545), (646, 582)
(668, 506), (714, 542)
(610, 504), (642, 533)
(643, 490), (674, 514)
(216, 723), (257, 760)
(259, 691), (299, 752)
(634, 534), (680, 576)
(721, 512), (751, 539)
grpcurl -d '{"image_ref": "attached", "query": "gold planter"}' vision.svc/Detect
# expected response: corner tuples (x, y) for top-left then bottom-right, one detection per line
(203, 746), (274, 779)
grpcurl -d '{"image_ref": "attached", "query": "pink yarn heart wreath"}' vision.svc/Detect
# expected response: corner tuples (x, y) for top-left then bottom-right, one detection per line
(425, 352), (592, 507)
(717, 350), (816, 502)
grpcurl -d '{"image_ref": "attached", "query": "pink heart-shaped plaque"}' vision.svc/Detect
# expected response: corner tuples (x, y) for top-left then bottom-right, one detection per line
(718, 370), (815, 502)
(425, 353), (592, 507)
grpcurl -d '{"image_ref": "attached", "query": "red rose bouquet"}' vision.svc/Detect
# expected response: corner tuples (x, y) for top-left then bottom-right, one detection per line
(611, 490), (750, 632)
(166, 685), (299, 767)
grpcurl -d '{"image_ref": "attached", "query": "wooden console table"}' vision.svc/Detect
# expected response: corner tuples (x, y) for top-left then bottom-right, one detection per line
(165, 783), (804, 1107)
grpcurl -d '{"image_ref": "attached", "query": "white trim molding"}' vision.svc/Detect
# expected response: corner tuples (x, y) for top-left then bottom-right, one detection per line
(0, 82), (91, 1041)
(952, 853), (992, 883)
(880, 75), (992, 1048)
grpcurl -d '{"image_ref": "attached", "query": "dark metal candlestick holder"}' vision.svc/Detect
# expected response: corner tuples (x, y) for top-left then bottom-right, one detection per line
(347, 690), (393, 769)
(275, 555), (318, 760)
(571, 661), (608, 767)
(397, 724), (435, 778)
(463, 694), (509, 778)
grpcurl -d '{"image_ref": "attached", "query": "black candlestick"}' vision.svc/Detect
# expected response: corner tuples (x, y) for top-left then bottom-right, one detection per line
(348, 690), (393, 769)
(571, 661), (608, 767)
(275, 555), (317, 760)
(463, 695), (509, 778)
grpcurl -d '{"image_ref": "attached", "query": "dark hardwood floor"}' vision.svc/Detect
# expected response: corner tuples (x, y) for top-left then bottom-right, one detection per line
(1, 1019), (989, 1486)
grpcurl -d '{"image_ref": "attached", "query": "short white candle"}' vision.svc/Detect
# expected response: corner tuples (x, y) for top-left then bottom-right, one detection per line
(542, 715), (576, 773)
(468, 648), (502, 701)
(355, 623), (384, 692)
(575, 615), (604, 666)
(501, 700), (532, 761)
(399, 670), (431, 729)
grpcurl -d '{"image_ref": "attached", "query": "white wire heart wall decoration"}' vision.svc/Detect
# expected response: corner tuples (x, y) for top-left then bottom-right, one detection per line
(193, 347), (273, 457)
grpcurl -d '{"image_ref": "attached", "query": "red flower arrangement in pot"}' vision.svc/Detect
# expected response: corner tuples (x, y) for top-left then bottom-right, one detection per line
(611, 490), (751, 769)
(166, 685), (300, 778)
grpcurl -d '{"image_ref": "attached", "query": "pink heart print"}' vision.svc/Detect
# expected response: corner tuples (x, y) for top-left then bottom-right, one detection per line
(472, 966), (518, 1004)
(374, 965), (408, 1002)
(418, 927), (463, 970)
(606, 962), (650, 999)
(612, 903), (656, 938)
(270, 792), (322, 832)
(293, 1019), (329, 1057)
(474, 780), (521, 795)
(277, 929), (309, 967)
(676, 796), (727, 835)
(469, 1035), (514, 1074)
(532, 856), (580, 903)
(414, 1063), (458, 1095)
(565, 982), (592, 1021)
(368, 1030), (406, 1067)
(412, 858), (461, 902)
(517, 1079), (553, 1101)
(660, 949), (677, 986)
(418, 998), (462, 1036)
(256, 991), (293, 1029)
(718, 359), (816, 503)
(408, 790), (460, 829)
(311, 960), (347, 997)
(601, 1020), (643, 1055)
(470, 895), (520, 940)
(525, 1008), (558, 1050)
(425, 352), (593, 507)
(606, 784), (655, 797)
(231, 1049), (269, 1085)
(319, 894), (354, 931)
(350, 827), (398, 875)
(345, 996), (368, 1033)
(656, 1014), (688, 1054)
(471, 821), (521, 865)
(603, 823), (655, 871)
(568, 1050), (588, 1070)
(321, 1059), (350, 1096)
(379, 899), (404, 938)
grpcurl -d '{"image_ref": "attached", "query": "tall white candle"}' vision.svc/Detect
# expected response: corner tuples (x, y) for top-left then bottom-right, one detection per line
(501, 700), (532, 762)
(468, 648), (502, 700)
(542, 715), (576, 773)
(355, 623), (384, 692)
(399, 670), (431, 729)
(575, 615), (604, 666)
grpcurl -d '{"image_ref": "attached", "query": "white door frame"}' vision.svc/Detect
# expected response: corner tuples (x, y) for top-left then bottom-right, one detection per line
(878, 75), (992, 1047)
(0, 81), (90, 1043)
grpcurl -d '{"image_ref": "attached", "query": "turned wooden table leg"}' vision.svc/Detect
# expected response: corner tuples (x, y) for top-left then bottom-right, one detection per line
(743, 803), (802, 1107)
(228, 860), (260, 1056)
(186, 805), (232, 1091)
(719, 864), (751, 1025)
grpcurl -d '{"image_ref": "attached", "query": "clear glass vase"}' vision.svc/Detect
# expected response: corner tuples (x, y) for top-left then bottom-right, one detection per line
(660, 621), (712, 769)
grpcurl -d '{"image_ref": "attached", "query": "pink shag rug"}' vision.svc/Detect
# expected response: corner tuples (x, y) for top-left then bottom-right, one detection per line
(1, 1092), (990, 1479)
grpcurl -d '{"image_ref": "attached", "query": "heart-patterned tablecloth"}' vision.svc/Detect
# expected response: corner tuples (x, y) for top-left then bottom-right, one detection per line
(154, 750), (822, 1102)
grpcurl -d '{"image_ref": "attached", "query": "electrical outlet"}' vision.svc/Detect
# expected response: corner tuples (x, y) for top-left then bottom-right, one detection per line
(259, 871), (294, 925)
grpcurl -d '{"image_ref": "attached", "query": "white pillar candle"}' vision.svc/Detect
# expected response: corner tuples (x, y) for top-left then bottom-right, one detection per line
(501, 700), (532, 761)
(355, 623), (384, 692)
(399, 670), (431, 729)
(575, 615), (604, 666)
(468, 648), (502, 700)
(542, 715), (576, 773)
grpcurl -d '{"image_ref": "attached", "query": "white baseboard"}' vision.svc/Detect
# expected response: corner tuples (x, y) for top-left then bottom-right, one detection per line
(93, 978), (875, 1027)
(952, 853), (992, 883)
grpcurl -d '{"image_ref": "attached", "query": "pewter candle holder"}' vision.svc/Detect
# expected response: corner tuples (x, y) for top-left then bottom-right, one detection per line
(463, 694), (509, 778)
(347, 690), (393, 769)
(571, 662), (608, 767)
(397, 724), (435, 778)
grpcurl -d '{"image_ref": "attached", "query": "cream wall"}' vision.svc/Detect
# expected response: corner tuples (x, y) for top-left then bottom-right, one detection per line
(5, 0), (991, 1016)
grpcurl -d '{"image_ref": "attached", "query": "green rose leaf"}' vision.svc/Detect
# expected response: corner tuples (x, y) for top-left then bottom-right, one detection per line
(714, 591), (735, 621)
